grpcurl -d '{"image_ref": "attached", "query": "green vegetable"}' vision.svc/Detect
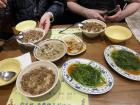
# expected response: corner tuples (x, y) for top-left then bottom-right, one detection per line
(111, 50), (140, 70)
(70, 63), (106, 87)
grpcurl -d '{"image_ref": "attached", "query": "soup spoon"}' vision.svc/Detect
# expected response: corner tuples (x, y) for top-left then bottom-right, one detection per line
(9, 33), (24, 40)
(0, 71), (16, 81)
(28, 42), (40, 49)
(15, 34), (23, 39)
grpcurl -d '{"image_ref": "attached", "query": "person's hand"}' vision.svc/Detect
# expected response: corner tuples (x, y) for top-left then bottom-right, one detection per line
(84, 9), (105, 21)
(104, 5), (124, 22)
(132, 0), (140, 2)
(39, 12), (53, 34)
(0, 0), (7, 8)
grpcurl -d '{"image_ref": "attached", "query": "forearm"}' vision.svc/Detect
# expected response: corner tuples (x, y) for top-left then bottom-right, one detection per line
(67, 1), (89, 17)
(47, 0), (65, 21)
(121, 2), (140, 18)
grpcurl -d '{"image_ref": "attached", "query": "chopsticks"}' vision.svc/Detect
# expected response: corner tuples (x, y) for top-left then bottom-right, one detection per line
(59, 24), (75, 34)
(59, 22), (83, 34)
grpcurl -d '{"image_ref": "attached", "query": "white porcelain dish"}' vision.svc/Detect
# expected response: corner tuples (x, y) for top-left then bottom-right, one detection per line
(104, 45), (140, 81)
(61, 58), (114, 94)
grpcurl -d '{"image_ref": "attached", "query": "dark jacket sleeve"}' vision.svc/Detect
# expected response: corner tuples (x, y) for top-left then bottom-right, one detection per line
(47, 0), (66, 21)
(0, 0), (13, 20)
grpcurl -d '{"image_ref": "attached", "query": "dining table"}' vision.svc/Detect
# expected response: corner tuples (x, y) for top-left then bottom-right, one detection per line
(0, 22), (140, 105)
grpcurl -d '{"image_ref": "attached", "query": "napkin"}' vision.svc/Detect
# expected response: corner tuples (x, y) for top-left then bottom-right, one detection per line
(15, 52), (32, 70)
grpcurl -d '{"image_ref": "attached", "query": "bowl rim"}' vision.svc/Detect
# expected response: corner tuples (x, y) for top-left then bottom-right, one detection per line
(15, 20), (37, 32)
(16, 61), (59, 98)
(33, 39), (67, 62)
(79, 19), (107, 34)
(105, 25), (132, 41)
(0, 58), (21, 86)
(16, 28), (46, 45)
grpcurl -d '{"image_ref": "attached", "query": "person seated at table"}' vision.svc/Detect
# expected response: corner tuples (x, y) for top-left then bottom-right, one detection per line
(132, 0), (140, 2)
(61, 0), (140, 23)
(0, 0), (66, 34)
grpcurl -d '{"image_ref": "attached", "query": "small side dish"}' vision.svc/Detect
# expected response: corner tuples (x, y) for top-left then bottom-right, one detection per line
(62, 58), (114, 94)
(104, 45), (140, 81)
(58, 34), (86, 55)
(34, 39), (67, 62)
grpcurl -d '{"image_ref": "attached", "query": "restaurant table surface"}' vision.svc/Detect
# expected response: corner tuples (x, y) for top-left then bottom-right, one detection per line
(0, 23), (140, 105)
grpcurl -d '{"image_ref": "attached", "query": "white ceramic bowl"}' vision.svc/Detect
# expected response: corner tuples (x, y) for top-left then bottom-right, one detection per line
(16, 61), (59, 98)
(16, 28), (46, 47)
(33, 39), (67, 62)
(79, 19), (106, 38)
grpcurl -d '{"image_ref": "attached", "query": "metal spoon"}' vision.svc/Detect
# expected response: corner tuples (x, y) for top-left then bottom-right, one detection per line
(0, 71), (16, 81)
(27, 41), (41, 49)
(15, 34), (23, 40)
(9, 33), (24, 40)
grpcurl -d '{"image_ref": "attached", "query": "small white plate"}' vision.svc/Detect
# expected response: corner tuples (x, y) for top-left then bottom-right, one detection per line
(58, 34), (86, 55)
(61, 58), (114, 94)
(104, 45), (140, 81)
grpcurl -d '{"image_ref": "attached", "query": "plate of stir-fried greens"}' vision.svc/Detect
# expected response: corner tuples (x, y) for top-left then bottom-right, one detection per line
(61, 58), (114, 94)
(104, 45), (140, 81)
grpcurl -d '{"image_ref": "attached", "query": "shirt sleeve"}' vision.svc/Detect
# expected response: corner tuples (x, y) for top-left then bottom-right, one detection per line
(47, 0), (66, 21)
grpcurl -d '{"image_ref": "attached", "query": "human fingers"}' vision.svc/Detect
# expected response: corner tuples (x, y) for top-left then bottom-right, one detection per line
(39, 17), (46, 29)
(97, 14), (105, 21)
(44, 20), (50, 34)
(2, 0), (7, 4)
(106, 7), (121, 20)
(0, 0), (6, 8)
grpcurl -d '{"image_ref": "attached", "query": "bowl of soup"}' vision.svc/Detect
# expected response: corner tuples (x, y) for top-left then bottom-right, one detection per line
(33, 39), (67, 62)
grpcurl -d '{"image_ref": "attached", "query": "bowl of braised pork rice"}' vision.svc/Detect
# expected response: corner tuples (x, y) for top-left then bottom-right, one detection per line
(16, 61), (58, 98)
(79, 19), (106, 38)
(16, 28), (46, 47)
